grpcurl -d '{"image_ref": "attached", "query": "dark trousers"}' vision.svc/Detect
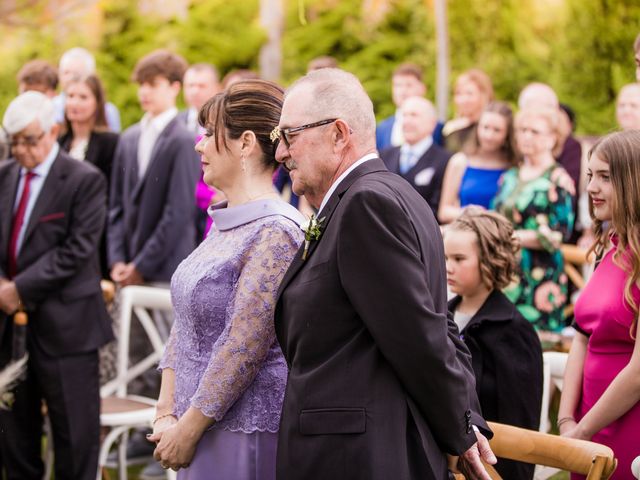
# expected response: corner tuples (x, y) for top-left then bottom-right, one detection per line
(0, 336), (100, 480)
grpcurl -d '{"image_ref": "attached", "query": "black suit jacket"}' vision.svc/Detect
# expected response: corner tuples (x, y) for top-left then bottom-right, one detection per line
(0, 150), (112, 357)
(449, 291), (543, 480)
(381, 143), (451, 218)
(108, 116), (200, 282)
(274, 158), (489, 480)
(58, 130), (119, 186)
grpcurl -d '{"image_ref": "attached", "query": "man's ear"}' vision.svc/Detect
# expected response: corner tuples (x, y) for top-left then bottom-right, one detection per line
(50, 123), (60, 138)
(333, 119), (351, 151)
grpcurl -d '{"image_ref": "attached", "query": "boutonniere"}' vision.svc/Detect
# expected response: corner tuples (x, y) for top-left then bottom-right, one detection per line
(300, 214), (325, 260)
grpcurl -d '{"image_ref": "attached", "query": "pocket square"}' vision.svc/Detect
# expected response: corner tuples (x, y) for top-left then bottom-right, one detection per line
(39, 212), (65, 223)
(414, 168), (435, 186)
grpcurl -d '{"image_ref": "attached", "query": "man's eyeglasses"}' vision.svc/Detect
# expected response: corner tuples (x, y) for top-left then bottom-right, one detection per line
(270, 118), (337, 148)
(9, 132), (45, 149)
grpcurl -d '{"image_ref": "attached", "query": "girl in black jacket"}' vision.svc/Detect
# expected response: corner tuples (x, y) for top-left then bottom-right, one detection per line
(444, 206), (543, 480)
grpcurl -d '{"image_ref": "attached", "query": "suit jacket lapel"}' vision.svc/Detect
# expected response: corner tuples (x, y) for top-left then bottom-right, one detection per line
(0, 163), (21, 269)
(21, 154), (66, 247)
(85, 132), (99, 167)
(132, 119), (174, 203)
(276, 158), (388, 300)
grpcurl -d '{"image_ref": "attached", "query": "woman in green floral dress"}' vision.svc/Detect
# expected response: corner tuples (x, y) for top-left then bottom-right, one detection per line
(493, 106), (574, 332)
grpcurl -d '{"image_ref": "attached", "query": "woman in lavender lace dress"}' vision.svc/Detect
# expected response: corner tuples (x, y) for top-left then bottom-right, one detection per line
(148, 80), (305, 479)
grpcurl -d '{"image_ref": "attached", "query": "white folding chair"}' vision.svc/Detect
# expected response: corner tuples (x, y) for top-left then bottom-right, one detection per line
(632, 456), (640, 478)
(97, 285), (173, 480)
(535, 351), (569, 479)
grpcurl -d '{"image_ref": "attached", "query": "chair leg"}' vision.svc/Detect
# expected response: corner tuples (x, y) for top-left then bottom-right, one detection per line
(118, 430), (128, 480)
(43, 415), (54, 480)
(97, 426), (130, 480)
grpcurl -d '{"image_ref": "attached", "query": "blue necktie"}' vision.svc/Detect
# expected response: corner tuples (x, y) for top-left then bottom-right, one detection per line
(400, 149), (415, 175)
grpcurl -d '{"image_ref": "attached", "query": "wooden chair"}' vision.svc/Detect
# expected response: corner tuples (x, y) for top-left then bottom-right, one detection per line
(453, 421), (616, 479)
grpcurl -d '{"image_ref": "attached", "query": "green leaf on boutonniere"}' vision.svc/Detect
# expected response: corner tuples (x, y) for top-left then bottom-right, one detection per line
(300, 214), (325, 260)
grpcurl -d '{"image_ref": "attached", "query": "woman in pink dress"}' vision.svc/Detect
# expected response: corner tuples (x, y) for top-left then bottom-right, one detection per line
(558, 130), (640, 480)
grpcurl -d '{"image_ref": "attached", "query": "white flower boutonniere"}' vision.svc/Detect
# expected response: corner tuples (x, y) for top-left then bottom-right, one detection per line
(301, 214), (325, 260)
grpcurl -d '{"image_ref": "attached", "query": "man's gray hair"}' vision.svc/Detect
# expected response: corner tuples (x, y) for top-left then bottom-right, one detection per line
(3, 91), (55, 135)
(287, 68), (376, 145)
(60, 47), (96, 75)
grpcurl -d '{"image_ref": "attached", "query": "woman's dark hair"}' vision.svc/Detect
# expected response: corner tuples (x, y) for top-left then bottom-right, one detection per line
(63, 74), (109, 133)
(463, 101), (516, 165)
(198, 79), (284, 170)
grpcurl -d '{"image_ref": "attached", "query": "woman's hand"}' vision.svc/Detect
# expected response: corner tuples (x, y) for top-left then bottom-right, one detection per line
(560, 421), (591, 441)
(149, 421), (199, 471)
(151, 414), (178, 441)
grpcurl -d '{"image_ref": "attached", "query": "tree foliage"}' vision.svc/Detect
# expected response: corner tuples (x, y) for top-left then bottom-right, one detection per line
(0, 0), (638, 134)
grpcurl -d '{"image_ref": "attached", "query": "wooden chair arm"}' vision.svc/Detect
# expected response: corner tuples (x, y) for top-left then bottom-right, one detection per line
(487, 422), (616, 479)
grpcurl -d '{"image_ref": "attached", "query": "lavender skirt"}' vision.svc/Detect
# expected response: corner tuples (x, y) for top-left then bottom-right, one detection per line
(177, 428), (277, 480)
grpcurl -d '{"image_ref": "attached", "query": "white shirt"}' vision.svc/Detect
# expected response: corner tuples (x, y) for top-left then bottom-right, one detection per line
(137, 107), (178, 177)
(318, 153), (378, 215)
(13, 143), (59, 254)
(390, 110), (404, 147)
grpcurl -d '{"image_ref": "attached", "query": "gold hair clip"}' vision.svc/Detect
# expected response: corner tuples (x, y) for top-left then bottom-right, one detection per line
(270, 126), (281, 144)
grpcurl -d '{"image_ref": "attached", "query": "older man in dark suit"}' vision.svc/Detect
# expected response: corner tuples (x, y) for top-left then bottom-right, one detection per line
(0, 91), (112, 479)
(381, 96), (452, 219)
(273, 69), (496, 480)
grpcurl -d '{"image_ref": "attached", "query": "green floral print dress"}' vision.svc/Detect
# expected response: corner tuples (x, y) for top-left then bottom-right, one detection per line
(492, 166), (575, 332)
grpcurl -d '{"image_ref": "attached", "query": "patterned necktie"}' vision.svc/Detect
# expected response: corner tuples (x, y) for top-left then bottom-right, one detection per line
(7, 171), (36, 279)
(400, 149), (415, 175)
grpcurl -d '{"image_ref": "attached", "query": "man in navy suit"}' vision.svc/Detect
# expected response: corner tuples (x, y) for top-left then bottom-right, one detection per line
(376, 63), (443, 152)
(0, 91), (112, 480)
(108, 49), (200, 288)
(381, 96), (451, 219)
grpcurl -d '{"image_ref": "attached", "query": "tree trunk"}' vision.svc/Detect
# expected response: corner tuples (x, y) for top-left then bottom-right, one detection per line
(259, 0), (283, 81)
(434, 0), (449, 121)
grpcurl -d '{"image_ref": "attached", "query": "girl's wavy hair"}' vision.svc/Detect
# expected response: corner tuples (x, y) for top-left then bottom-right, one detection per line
(587, 130), (640, 337)
(446, 206), (520, 290)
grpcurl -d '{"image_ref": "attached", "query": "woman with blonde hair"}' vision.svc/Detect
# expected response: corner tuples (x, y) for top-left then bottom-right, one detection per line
(493, 106), (574, 332)
(559, 130), (640, 480)
(442, 68), (494, 153)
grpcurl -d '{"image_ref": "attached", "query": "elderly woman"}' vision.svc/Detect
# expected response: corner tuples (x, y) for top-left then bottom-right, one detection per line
(493, 106), (574, 333)
(149, 80), (305, 478)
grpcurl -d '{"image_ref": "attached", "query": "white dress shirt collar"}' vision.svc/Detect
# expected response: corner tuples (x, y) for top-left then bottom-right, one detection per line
(140, 107), (178, 132)
(401, 135), (433, 161)
(318, 153), (378, 215)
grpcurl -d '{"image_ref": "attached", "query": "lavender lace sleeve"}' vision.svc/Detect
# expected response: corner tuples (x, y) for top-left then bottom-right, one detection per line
(158, 325), (177, 370)
(189, 224), (299, 421)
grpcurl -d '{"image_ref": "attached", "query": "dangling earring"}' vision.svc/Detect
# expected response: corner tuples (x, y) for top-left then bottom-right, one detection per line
(241, 154), (247, 173)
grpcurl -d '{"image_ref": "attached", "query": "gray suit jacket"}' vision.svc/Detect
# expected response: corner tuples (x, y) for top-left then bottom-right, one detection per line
(108, 115), (200, 283)
(275, 158), (489, 480)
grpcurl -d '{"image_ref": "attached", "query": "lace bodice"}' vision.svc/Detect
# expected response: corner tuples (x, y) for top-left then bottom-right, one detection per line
(159, 199), (304, 433)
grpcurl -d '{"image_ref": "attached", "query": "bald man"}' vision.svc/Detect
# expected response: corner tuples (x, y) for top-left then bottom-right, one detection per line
(380, 96), (451, 217)
(0, 92), (111, 479)
(273, 69), (494, 480)
(616, 83), (640, 131)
